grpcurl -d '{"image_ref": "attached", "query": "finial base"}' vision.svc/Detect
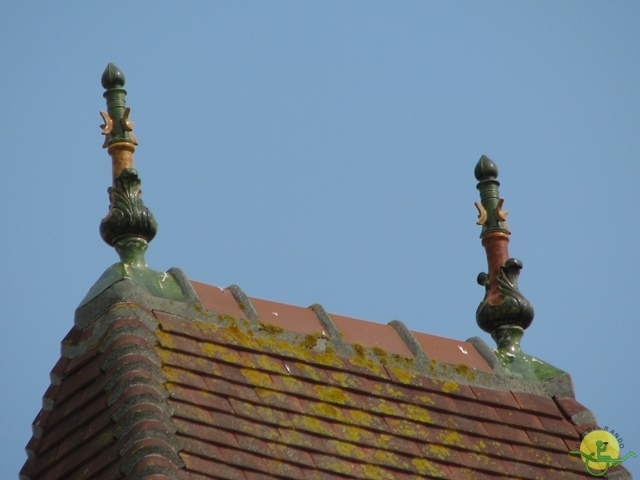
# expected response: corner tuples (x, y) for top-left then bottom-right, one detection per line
(491, 326), (565, 381)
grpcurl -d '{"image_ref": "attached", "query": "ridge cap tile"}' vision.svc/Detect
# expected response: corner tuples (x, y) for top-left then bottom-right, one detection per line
(190, 280), (247, 320)
(329, 313), (413, 357)
(410, 330), (493, 373)
(188, 279), (500, 374)
(250, 296), (325, 336)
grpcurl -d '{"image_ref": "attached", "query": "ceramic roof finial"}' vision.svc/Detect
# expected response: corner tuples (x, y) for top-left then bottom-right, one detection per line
(98, 63), (157, 263)
(474, 155), (542, 376)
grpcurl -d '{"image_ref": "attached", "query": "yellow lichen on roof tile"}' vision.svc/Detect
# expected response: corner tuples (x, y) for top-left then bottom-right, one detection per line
(374, 448), (404, 467)
(427, 444), (451, 460)
(254, 335), (343, 368)
(327, 439), (368, 461)
(278, 375), (304, 392)
(254, 387), (288, 404)
(198, 342), (245, 367)
(404, 404), (433, 424)
(363, 463), (396, 480)
(155, 329), (175, 349)
(469, 452), (496, 467)
(258, 323), (284, 335)
(438, 429), (465, 448)
(291, 415), (334, 437)
(240, 368), (272, 387)
(254, 404), (292, 427)
(388, 365), (413, 384)
(372, 382), (404, 399)
(453, 363), (477, 382)
(310, 402), (341, 419)
(418, 394), (436, 405)
(411, 457), (448, 478)
(254, 354), (288, 375)
(381, 384), (404, 398)
(349, 409), (376, 427)
(349, 344), (385, 375)
(313, 385), (351, 405)
(329, 371), (349, 385)
(336, 424), (362, 443)
(370, 399), (397, 416)
(441, 381), (459, 393)
(291, 361), (323, 381)
(370, 347), (389, 365)
(226, 322), (256, 345)
(160, 364), (204, 387)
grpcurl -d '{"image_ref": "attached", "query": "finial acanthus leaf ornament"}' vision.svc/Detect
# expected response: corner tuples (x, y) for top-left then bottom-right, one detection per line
(99, 168), (157, 249)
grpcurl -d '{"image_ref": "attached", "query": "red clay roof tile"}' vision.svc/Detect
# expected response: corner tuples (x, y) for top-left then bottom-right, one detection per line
(331, 314), (413, 357)
(410, 331), (492, 373)
(191, 281), (248, 320)
(250, 297), (325, 335)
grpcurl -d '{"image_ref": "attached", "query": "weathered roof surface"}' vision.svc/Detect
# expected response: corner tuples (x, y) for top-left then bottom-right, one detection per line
(20, 274), (630, 479)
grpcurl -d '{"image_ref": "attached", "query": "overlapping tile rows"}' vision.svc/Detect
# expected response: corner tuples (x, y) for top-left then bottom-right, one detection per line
(23, 277), (622, 479)
(22, 311), (185, 480)
(153, 308), (596, 480)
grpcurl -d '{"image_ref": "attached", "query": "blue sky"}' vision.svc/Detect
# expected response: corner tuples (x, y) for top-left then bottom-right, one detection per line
(2, 2), (639, 477)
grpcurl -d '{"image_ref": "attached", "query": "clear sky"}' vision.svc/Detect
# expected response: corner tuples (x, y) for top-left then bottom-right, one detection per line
(2, 2), (639, 477)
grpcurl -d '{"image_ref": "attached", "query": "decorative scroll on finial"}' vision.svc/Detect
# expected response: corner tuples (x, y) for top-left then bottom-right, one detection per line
(474, 156), (563, 381)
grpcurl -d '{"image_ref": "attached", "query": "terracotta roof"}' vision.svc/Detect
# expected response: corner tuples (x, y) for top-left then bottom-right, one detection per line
(20, 64), (633, 479)
(21, 275), (629, 479)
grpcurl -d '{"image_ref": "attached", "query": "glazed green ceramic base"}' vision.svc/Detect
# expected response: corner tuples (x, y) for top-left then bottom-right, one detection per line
(79, 261), (185, 308)
(492, 326), (565, 381)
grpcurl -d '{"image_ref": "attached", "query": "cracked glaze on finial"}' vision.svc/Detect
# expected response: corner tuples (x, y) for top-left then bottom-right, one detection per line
(474, 156), (563, 381)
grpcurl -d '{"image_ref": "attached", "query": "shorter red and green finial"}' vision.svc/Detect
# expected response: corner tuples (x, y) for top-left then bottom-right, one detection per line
(474, 155), (563, 381)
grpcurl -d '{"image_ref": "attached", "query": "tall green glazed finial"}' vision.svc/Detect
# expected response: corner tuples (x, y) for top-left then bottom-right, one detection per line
(98, 63), (156, 253)
(79, 64), (184, 306)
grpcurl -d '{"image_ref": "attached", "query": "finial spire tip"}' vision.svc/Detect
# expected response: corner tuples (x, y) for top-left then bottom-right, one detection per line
(474, 155), (499, 182)
(101, 63), (125, 90)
